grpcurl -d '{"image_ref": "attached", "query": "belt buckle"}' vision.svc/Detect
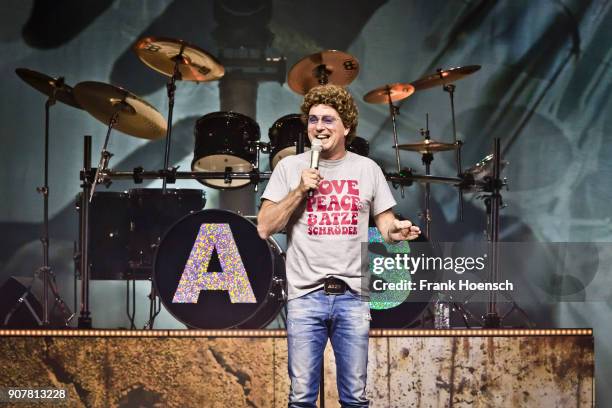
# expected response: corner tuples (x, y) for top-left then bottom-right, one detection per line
(324, 278), (346, 295)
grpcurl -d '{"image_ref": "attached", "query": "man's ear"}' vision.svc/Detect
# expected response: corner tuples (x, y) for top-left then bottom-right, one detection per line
(344, 127), (350, 136)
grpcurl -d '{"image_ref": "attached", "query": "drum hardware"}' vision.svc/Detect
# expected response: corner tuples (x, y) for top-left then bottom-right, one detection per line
(4, 69), (78, 328)
(78, 135), (93, 328)
(410, 65), (480, 221)
(73, 81), (168, 200)
(248, 140), (270, 191)
(363, 82), (416, 199)
(98, 169), (272, 184)
(133, 37), (225, 192)
(478, 139), (529, 327)
(287, 50), (360, 95)
(126, 279), (136, 329)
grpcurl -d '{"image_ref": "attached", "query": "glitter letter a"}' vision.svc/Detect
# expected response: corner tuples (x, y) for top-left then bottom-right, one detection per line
(172, 224), (256, 303)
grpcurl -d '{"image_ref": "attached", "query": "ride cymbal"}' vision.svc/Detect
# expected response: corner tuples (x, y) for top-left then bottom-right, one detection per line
(363, 82), (415, 104)
(411, 65), (481, 91)
(287, 50), (359, 95)
(16, 68), (82, 109)
(133, 37), (225, 82)
(397, 139), (458, 153)
(74, 81), (167, 139)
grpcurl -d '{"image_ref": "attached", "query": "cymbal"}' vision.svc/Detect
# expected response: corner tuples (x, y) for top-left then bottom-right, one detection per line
(73, 81), (167, 139)
(287, 50), (359, 95)
(16, 68), (82, 109)
(363, 82), (415, 104)
(397, 139), (458, 153)
(133, 37), (225, 82)
(411, 65), (481, 91)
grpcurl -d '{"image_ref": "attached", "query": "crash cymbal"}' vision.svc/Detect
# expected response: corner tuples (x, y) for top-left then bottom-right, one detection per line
(16, 68), (82, 109)
(287, 50), (359, 95)
(397, 139), (458, 153)
(133, 37), (225, 82)
(73, 81), (167, 139)
(411, 65), (481, 91)
(363, 82), (415, 104)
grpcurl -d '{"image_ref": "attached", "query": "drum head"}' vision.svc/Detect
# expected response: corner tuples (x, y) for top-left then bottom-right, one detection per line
(154, 209), (278, 329)
(192, 155), (253, 188)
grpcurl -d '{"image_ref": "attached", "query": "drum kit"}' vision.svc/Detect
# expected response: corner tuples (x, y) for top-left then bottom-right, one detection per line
(7, 35), (515, 330)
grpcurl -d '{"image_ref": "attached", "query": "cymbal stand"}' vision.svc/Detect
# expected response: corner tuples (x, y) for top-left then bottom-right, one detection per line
(78, 136), (93, 328)
(440, 77), (464, 221)
(419, 119), (433, 239)
(89, 110), (120, 201)
(162, 49), (184, 193)
(387, 87), (404, 198)
(3, 84), (74, 327)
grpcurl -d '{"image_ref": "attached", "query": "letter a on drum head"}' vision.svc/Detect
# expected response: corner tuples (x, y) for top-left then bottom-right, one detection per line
(172, 223), (257, 304)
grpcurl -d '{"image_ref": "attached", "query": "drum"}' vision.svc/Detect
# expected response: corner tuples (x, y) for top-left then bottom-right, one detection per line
(192, 111), (261, 189)
(268, 114), (311, 169)
(80, 191), (131, 280)
(153, 209), (286, 329)
(367, 226), (438, 328)
(347, 136), (369, 157)
(80, 189), (206, 280)
(127, 188), (206, 279)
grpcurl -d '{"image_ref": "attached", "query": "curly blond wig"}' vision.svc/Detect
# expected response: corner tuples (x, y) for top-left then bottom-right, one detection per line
(300, 84), (358, 144)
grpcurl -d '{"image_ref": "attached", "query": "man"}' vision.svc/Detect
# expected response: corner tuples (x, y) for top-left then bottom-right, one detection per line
(258, 84), (420, 407)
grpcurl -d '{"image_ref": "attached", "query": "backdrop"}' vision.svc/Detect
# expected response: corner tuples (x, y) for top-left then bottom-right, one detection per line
(1, 0), (610, 402)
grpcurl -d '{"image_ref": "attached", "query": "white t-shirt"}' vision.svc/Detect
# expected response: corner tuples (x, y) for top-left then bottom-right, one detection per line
(261, 151), (397, 300)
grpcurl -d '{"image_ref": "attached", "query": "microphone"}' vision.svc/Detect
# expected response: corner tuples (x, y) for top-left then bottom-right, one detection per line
(308, 139), (322, 198)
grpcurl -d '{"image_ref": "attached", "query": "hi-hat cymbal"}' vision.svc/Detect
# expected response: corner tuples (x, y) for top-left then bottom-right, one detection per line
(363, 82), (415, 104)
(74, 81), (167, 139)
(16, 68), (82, 109)
(397, 138), (458, 153)
(411, 65), (481, 91)
(287, 50), (359, 95)
(133, 37), (225, 82)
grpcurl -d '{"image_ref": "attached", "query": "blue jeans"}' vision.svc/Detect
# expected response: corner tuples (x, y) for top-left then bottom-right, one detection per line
(287, 289), (371, 408)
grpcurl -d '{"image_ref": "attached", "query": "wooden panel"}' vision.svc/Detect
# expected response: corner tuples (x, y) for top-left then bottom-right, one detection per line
(0, 330), (594, 407)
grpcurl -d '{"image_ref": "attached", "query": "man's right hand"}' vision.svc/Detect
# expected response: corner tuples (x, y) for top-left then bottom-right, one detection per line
(298, 168), (323, 195)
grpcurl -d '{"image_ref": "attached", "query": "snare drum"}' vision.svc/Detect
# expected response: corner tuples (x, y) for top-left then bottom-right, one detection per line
(153, 209), (286, 329)
(192, 111), (261, 188)
(268, 114), (311, 169)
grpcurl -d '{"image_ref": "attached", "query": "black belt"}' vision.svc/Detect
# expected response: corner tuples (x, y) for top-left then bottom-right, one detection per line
(323, 277), (347, 295)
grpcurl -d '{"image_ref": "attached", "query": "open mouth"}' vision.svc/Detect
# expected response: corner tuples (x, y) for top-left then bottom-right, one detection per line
(316, 134), (330, 140)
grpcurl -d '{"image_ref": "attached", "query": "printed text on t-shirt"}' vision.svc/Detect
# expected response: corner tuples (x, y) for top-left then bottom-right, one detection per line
(306, 179), (360, 236)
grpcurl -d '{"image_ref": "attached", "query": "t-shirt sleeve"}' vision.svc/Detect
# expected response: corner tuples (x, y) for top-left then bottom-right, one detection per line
(371, 162), (397, 216)
(261, 160), (291, 203)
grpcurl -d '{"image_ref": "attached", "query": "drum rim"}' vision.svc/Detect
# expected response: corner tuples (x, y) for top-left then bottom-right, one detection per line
(152, 208), (280, 329)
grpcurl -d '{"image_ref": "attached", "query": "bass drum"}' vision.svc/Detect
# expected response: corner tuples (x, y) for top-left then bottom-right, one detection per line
(268, 114), (311, 169)
(153, 209), (286, 329)
(192, 111), (261, 189)
(367, 226), (438, 328)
